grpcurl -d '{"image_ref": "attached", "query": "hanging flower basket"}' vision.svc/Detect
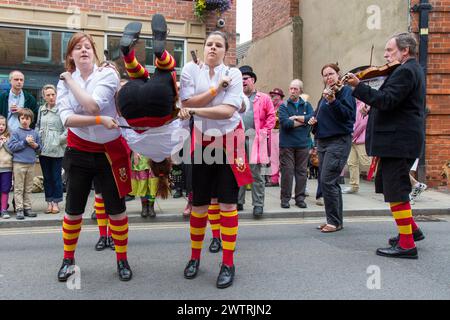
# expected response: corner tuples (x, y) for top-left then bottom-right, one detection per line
(194, 0), (232, 22)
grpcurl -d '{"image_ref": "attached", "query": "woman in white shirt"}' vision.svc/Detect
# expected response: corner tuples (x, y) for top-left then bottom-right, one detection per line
(56, 32), (132, 282)
(178, 31), (251, 289)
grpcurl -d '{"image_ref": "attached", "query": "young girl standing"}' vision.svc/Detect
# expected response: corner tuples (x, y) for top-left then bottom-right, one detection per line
(130, 152), (159, 218)
(0, 116), (12, 219)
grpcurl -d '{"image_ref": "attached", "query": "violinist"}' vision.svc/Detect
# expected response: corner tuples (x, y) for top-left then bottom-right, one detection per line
(308, 63), (356, 233)
(346, 32), (426, 259)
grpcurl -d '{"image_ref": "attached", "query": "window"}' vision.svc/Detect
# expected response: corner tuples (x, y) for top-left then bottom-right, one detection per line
(61, 32), (75, 62)
(144, 38), (185, 74)
(26, 29), (51, 62)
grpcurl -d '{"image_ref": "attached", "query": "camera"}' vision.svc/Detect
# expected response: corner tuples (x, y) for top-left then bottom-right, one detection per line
(216, 18), (225, 28)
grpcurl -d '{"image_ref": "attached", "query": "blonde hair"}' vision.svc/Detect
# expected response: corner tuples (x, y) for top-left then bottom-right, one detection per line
(42, 84), (56, 96)
(0, 115), (10, 138)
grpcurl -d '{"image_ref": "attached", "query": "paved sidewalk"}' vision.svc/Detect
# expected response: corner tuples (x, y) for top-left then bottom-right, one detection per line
(1, 179), (449, 228)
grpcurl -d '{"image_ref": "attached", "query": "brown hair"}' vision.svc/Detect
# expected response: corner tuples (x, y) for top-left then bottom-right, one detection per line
(18, 108), (34, 122)
(0, 115), (10, 138)
(149, 158), (172, 199)
(64, 32), (100, 73)
(321, 63), (341, 76)
(205, 31), (229, 52)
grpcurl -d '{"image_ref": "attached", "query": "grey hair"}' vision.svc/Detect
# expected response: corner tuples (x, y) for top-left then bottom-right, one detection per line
(41, 84), (56, 96)
(291, 79), (304, 90)
(391, 32), (418, 57)
(9, 70), (24, 81)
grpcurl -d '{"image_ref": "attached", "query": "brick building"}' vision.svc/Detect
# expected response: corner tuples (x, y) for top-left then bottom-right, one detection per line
(243, 0), (449, 189)
(0, 0), (237, 100)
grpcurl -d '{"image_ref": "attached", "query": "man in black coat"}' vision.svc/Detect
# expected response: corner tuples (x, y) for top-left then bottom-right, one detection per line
(346, 32), (426, 259)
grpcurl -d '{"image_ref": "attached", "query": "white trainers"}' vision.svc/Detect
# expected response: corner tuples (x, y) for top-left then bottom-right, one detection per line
(342, 186), (358, 194)
(410, 183), (427, 203)
(1, 210), (10, 219)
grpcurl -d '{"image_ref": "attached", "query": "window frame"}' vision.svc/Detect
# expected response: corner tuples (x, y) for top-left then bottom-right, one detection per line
(25, 29), (52, 62)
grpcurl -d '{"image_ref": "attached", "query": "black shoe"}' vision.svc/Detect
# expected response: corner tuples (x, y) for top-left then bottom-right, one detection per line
(237, 204), (244, 211)
(151, 14), (167, 58)
(125, 194), (135, 202)
(16, 210), (24, 220)
(295, 201), (307, 208)
(253, 206), (263, 217)
(24, 209), (37, 217)
(376, 244), (418, 259)
(95, 236), (108, 251)
(281, 202), (290, 209)
(107, 236), (115, 251)
(57, 258), (75, 282)
(265, 182), (279, 187)
(120, 22), (142, 56)
(388, 228), (425, 247)
(209, 238), (222, 253)
(91, 210), (97, 220)
(148, 201), (156, 218)
(216, 264), (235, 289)
(173, 189), (183, 198)
(184, 259), (200, 279)
(140, 201), (149, 218)
(117, 259), (133, 281)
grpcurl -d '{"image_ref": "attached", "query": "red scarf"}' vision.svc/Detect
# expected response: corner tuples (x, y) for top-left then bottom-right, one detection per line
(67, 130), (132, 197)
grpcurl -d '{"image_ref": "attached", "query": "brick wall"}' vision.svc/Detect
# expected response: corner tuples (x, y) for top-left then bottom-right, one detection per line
(411, 0), (450, 189)
(0, 0), (237, 64)
(252, 0), (298, 41)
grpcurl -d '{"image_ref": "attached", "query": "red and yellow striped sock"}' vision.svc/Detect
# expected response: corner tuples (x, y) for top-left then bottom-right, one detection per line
(123, 49), (149, 79)
(109, 216), (129, 261)
(63, 216), (83, 259)
(220, 209), (238, 266)
(390, 202), (415, 249)
(190, 210), (208, 260)
(208, 204), (221, 239)
(155, 50), (176, 70)
(95, 195), (108, 237)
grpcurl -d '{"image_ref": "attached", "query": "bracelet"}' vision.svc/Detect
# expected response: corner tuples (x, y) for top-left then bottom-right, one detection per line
(95, 115), (102, 124)
(209, 87), (217, 97)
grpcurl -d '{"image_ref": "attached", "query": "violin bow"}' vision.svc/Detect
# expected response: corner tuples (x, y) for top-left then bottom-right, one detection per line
(369, 44), (374, 66)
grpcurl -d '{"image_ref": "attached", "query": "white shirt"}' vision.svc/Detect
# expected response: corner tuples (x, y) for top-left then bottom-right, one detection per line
(180, 62), (243, 136)
(57, 65), (120, 144)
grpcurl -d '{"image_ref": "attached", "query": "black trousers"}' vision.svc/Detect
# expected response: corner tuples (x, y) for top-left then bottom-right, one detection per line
(317, 135), (352, 227)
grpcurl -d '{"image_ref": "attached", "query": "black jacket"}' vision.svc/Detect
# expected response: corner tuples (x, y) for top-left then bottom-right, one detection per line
(352, 58), (425, 159)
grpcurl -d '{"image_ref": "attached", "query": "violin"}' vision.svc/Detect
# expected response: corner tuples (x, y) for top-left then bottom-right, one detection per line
(342, 60), (401, 83)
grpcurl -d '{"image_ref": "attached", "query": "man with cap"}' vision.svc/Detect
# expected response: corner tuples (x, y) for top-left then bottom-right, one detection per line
(237, 65), (275, 217)
(266, 87), (285, 187)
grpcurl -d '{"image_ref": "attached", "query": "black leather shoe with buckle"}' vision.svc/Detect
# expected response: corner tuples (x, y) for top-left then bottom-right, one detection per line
(216, 264), (235, 289)
(184, 259), (200, 279)
(120, 22), (142, 56)
(376, 244), (418, 259)
(57, 258), (75, 282)
(209, 238), (222, 253)
(117, 259), (133, 281)
(95, 236), (108, 251)
(151, 13), (167, 58)
(388, 228), (425, 247)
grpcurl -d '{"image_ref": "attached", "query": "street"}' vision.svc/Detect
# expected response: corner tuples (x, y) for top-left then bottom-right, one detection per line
(1, 216), (450, 300)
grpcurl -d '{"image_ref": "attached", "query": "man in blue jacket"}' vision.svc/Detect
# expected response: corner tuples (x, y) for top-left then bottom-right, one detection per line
(278, 79), (314, 209)
(0, 71), (39, 131)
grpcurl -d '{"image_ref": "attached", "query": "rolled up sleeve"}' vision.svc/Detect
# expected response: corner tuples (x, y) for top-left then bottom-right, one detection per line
(56, 80), (73, 126)
(180, 62), (196, 101)
(91, 68), (119, 112)
(221, 68), (243, 110)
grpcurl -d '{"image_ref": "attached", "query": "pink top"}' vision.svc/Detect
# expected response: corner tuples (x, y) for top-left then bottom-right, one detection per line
(353, 99), (369, 144)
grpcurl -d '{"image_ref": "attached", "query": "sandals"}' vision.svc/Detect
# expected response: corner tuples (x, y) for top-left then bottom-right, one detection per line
(316, 223), (327, 230)
(120, 21), (142, 56)
(320, 224), (344, 233)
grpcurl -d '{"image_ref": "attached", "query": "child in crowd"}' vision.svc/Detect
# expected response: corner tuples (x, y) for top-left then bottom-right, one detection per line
(131, 152), (159, 218)
(0, 116), (13, 219)
(7, 108), (41, 220)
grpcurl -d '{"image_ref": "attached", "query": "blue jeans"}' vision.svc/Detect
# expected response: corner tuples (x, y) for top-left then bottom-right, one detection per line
(39, 156), (63, 203)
